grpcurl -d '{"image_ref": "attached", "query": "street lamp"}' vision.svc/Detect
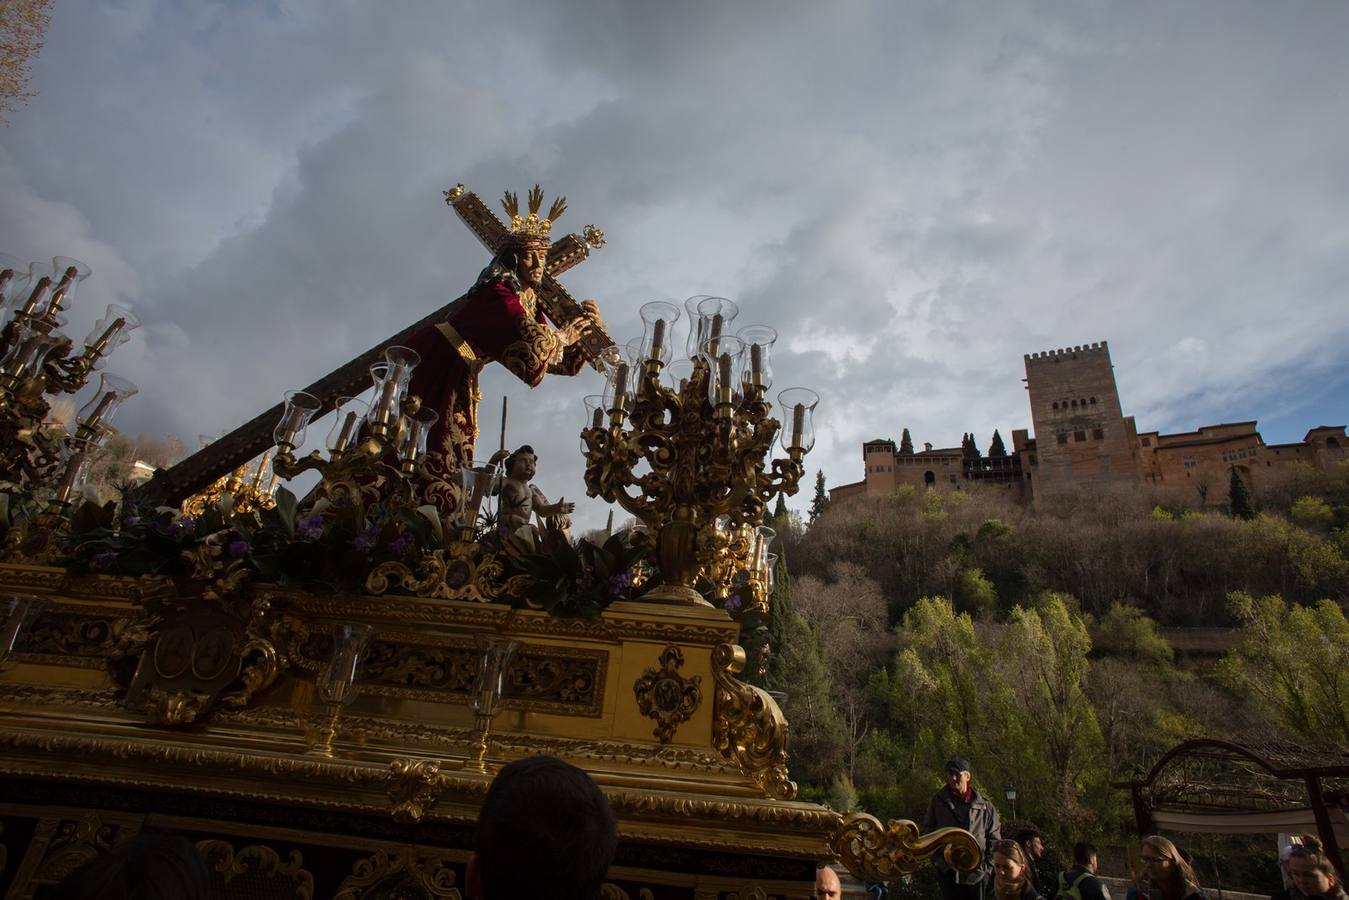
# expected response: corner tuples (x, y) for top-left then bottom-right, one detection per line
(1005, 785), (1018, 822)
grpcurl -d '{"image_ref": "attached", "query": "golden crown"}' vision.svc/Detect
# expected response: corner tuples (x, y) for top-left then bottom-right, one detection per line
(502, 185), (566, 243)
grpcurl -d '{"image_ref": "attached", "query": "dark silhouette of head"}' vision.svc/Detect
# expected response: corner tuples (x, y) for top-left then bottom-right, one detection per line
(470, 755), (617, 900)
(56, 833), (208, 900)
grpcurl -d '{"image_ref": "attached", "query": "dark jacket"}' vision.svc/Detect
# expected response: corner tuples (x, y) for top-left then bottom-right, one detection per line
(1125, 883), (1206, 900)
(1058, 867), (1111, 900)
(922, 787), (1001, 884)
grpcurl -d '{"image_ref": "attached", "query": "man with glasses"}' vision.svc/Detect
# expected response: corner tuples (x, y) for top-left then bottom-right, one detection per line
(923, 756), (1002, 900)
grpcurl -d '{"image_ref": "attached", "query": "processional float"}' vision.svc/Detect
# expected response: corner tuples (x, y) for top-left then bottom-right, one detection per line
(0, 187), (979, 899)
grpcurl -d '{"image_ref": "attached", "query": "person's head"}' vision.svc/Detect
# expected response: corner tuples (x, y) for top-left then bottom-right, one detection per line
(1139, 835), (1199, 890)
(498, 241), (549, 289)
(1288, 838), (1339, 897)
(945, 756), (972, 793)
(1073, 842), (1099, 873)
(992, 839), (1032, 895)
(469, 755), (617, 900)
(1016, 828), (1046, 860)
(505, 445), (538, 481)
(56, 833), (209, 900)
(815, 864), (842, 900)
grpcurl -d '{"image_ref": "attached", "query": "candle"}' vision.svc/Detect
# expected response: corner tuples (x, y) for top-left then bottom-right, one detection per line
(709, 314), (723, 357)
(252, 451), (271, 489)
(718, 353), (732, 404)
(650, 319), (665, 362)
(792, 403), (804, 450)
(750, 343), (762, 384)
(591, 406), (603, 429)
(84, 392), (118, 429)
(0, 269), (12, 291)
(19, 277), (50, 317)
(499, 396), (508, 453)
(334, 411), (358, 452)
(88, 318), (127, 357)
(613, 362), (629, 409)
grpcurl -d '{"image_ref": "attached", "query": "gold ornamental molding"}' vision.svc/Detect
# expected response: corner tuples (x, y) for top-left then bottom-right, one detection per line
(633, 645), (702, 743)
(711, 643), (796, 800)
(388, 758), (449, 824)
(829, 813), (982, 881)
(196, 839), (315, 900)
(335, 847), (463, 900)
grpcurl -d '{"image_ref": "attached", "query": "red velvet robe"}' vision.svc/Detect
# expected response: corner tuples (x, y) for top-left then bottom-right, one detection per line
(402, 277), (585, 517)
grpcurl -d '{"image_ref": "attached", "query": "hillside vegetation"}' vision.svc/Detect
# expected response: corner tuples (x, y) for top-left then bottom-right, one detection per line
(761, 462), (1349, 889)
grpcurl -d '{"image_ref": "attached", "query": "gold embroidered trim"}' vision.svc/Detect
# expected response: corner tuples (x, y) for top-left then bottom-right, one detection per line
(435, 323), (478, 364)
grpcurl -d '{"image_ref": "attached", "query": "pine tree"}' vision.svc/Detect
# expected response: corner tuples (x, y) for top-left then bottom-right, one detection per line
(899, 428), (914, 455)
(988, 429), (1007, 458)
(771, 493), (789, 525)
(1228, 467), (1255, 519)
(962, 433), (980, 461)
(809, 470), (830, 524)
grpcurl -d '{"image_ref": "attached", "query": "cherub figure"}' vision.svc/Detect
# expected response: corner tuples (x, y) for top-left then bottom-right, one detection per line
(489, 444), (575, 534)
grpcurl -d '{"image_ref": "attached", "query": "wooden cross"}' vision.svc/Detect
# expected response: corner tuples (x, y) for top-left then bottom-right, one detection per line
(131, 185), (615, 509)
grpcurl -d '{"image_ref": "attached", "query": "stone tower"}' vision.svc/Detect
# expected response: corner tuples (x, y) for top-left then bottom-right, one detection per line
(1024, 341), (1141, 501)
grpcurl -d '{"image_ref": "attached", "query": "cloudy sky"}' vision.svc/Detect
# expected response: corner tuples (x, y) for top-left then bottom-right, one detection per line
(3, 1), (1347, 528)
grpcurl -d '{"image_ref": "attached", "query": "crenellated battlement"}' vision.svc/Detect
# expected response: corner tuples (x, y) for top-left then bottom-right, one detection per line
(1024, 341), (1109, 363)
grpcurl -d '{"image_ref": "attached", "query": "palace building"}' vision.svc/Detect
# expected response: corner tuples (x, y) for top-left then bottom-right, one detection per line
(831, 340), (1348, 505)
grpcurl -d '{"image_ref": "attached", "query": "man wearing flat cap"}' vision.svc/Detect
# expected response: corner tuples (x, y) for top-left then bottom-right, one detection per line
(922, 756), (1001, 900)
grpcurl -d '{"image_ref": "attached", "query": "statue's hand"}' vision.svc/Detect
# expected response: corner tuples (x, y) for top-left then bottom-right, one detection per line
(558, 499), (576, 515)
(489, 449), (510, 466)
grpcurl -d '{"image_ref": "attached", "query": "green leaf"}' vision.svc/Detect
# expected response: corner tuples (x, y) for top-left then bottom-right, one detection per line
(273, 486), (298, 535)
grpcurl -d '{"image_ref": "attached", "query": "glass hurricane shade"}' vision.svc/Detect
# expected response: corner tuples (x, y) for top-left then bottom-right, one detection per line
(694, 296), (739, 359)
(752, 525), (776, 575)
(602, 357), (632, 414)
(46, 257), (92, 316)
(273, 389), (322, 448)
(76, 373), (139, 430)
(458, 459), (498, 529)
(0, 323), (61, 383)
(368, 346), (421, 429)
(638, 300), (680, 364)
(776, 387), (820, 454)
(582, 394), (604, 447)
(0, 253), (32, 316)
(662, 358), (694, 394)
(736, 325), (777, 391)
(317, 623), (374, 707)
(765, 553), (778, 592)
(398, 406), (439, 463)
(683, 295), (711, 358)
(471, 633), (521, 716)
(81, 303), (141, 367)
(17, 262), (54, 317)
(701, 335), (745, 407)
(326, 396), (370, 454)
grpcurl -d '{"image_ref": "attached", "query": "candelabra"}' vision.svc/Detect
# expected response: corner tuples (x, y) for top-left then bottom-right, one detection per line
(0, 254), (140, 504)
(304, 622), (374, 757)
(582, 297), (818, 606)
(269, 345), (439, 506)
(181, 450), (279, 518)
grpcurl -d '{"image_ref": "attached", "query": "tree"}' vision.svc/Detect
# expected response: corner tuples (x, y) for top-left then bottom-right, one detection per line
(962, 433), (980, 461)
(809, 470), (830, 524)
(1, 0), (52, 124)
(1229, 467), (1255, 519)
(1217, 592), (1349, 749)
(769, 493), (789, 529)
(899, 428), (914, 455)
(988, 430), (1007, 458)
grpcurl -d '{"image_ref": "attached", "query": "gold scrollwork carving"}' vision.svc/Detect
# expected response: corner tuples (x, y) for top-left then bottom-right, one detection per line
(366, 543), (525, 604)
(829, 813), (981, 881)
(196, 840), (315, 900)
(633, 645), (701, 743)
(601, 885), (657, 900)
(388, 758), (449, 824)
(711, 643), (796, 800)
(335, 847), (462, 900)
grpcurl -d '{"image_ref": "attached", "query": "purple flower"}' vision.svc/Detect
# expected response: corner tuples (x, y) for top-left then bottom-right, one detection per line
(296, 514), (324, 540)
(122, 516), (141, 527)
(353, 525), (380, 551)
(227, 539), (250, 558)
(90, 550), (118, 570)
(607, 572), (634, 595)
(387, 531), (415, 555)
(724, 593), (742, 613)
(169, 516), (195, 535)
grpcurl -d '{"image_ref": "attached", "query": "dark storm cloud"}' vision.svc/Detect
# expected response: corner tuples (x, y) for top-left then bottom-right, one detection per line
(1, 1), (1347, 526)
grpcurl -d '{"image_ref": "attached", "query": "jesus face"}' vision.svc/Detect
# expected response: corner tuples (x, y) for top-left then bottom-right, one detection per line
(516, 247), (548, 289)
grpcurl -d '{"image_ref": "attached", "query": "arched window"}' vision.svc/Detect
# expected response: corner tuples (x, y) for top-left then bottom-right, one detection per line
(1089, 397), (1097, 404)
(1071, 399), (1077, 407)
(924, 471), (936, 485)
(1052, 402), (1059, 410)
(1328, 436), (1341, 447)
